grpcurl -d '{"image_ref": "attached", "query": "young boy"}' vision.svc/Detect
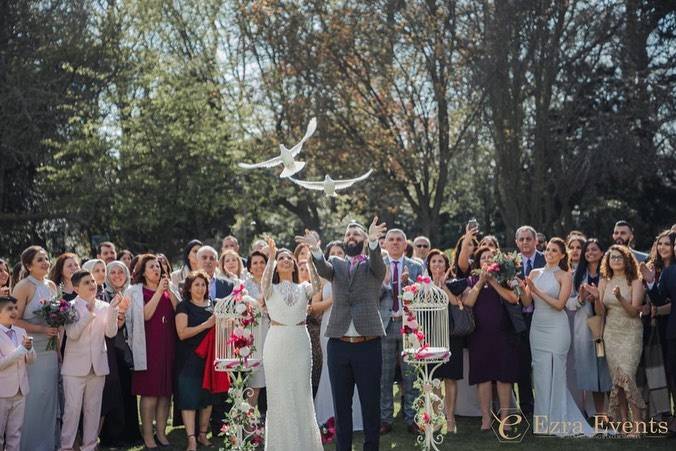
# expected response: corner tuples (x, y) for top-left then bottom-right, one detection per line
(0, 295), (36, 451)
(61, 270), (119, 451)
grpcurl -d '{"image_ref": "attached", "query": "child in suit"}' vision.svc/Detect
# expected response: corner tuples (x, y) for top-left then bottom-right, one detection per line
(0, 295), (36, 451)
(61, 270), (119, 451)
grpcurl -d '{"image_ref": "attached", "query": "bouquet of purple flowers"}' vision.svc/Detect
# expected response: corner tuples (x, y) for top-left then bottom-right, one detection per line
(33, 289), (79, 351)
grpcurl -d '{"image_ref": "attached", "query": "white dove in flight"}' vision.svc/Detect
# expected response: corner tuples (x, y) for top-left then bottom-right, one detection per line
(238, 117), (317, 178)
(289, 169), (373, 197)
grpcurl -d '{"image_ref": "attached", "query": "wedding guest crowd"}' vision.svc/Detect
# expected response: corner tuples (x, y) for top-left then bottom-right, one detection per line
(0, 217), (675, 451)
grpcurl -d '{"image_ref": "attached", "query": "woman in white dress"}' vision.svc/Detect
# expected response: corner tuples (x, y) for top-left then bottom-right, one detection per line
(523, 237), (593, 437)
(313, 241), (363, 430)
(261, 237), (322, 451)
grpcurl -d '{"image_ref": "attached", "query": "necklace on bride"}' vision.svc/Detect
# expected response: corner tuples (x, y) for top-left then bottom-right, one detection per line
(278, 281), (298, 307)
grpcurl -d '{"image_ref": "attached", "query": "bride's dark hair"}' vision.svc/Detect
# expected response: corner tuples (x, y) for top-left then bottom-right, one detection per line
(272, 248), (300, 284)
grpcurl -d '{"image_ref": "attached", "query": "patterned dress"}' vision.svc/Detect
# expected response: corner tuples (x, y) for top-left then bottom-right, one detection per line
(603, 276), (645, 419)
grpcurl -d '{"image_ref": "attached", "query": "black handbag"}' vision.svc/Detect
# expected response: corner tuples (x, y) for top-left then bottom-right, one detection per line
(449, 302), (475, 336)
(445, 278), (475, 336)
(115, 326), (134, 370)
(502, 300), (527, 334)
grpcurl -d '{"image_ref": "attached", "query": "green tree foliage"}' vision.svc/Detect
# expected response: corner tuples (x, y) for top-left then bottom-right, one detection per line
(1, 0), (674, 260)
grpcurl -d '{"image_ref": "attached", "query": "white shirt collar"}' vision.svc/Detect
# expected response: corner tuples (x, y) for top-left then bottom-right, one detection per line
(0, 324), (12, 334)
(390, 255), (405, 265)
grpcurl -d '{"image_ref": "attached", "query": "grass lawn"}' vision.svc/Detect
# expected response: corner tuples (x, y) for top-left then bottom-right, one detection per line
(103, 385), (674, 450)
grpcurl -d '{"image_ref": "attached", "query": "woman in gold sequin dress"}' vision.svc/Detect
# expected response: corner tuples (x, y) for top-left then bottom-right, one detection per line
(589, 245), (645, 427)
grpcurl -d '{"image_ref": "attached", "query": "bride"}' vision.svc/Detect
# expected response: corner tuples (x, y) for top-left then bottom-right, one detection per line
(262, 237), (323, 451)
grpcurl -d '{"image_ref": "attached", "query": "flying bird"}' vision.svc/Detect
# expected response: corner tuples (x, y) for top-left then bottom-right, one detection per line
(238, 117), (317, 178)
(289, 169), (373, 197)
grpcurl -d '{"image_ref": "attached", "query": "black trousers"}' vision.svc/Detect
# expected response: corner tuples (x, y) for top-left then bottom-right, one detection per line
(517, 312), (534, 414)
(327, 337), (382, 451)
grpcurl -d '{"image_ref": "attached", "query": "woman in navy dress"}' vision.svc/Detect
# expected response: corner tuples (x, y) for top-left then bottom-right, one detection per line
(426, 249), (464, 433)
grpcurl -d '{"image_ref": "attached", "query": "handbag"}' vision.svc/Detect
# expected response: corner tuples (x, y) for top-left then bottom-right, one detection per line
(643, 318), (670, 417)
(586, 314), (605, 357)
(115, 325), (134, 370)
(502, 300), (527, 334)
(449, 301), (475, 336)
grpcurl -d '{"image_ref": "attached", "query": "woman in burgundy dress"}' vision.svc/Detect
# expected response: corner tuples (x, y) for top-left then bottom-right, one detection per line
(126, 254), (179, 448)
(462, 246), (520, 431)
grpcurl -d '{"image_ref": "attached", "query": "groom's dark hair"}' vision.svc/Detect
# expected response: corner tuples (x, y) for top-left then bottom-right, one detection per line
(346, 222), (367, 235)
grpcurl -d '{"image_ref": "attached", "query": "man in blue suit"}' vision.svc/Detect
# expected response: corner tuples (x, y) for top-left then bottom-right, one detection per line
(379, 229), (425, 435)
(515, 225), (545, 416)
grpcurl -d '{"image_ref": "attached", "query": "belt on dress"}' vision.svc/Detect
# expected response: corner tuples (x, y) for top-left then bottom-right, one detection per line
(270, 320), (306, 326)
(339, 335), (378, 343)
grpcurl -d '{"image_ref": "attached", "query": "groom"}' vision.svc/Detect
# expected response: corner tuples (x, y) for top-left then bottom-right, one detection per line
(298, 217), (387, 451)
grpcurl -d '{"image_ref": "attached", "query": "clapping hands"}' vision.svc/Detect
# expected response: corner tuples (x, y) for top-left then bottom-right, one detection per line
(401, 265), (410, 285)
(639, 262), (655, 284)
(22, 335), (33, 351)
(612, 286), (623, 302)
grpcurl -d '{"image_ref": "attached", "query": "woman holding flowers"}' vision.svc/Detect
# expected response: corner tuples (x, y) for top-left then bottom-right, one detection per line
(12, 245), (60, 451)
(261, 237), (322, 450)
(462, 245), (520, 431)
(522, 238), (593, 436)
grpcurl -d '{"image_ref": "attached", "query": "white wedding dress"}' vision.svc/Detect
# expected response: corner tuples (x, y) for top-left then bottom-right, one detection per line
(263, 280), (323, 451)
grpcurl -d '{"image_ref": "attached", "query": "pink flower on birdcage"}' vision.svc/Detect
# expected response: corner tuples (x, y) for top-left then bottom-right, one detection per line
(416, 275), (431, 284)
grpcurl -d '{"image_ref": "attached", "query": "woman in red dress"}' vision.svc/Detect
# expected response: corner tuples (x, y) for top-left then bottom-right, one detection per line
(126, 254), (179, 448)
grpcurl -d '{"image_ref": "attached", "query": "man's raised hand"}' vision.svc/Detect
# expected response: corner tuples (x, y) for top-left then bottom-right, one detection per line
(368, 216), (387, 242)
(295, 229), (320, 251)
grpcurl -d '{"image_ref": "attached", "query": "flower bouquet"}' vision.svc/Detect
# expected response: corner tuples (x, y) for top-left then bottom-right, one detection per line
(33, 288), (79, 351)
(472, 251), (523, 296)
(319, 417), (336, 444)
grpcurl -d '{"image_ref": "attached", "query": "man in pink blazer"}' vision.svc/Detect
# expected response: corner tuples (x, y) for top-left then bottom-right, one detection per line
(61, 270), (119, 451)
(0, 295), (36, 451)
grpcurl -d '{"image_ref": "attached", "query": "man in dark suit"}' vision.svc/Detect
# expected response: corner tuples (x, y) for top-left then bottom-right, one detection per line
(298, 217), (387, 451)
(196, 245), (234, 436)
(515, 225), (545, 416)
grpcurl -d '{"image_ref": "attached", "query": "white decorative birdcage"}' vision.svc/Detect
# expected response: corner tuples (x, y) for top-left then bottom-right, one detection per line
(400, 277), (450, 451)
(214, 284), (264, 372)
(401, 278), (450, 364)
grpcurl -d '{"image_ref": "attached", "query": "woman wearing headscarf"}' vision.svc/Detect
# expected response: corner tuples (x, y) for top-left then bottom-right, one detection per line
(99, 261), (142, 446)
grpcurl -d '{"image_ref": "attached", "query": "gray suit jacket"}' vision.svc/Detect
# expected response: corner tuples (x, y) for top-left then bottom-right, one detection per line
(313, 244), (387, 337)
(380, 256), (425, 330)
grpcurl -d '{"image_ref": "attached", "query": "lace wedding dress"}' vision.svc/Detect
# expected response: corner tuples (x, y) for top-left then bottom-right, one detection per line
(262, 260), (322, 451)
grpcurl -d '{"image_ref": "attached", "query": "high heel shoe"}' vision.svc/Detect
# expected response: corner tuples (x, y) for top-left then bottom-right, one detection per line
(154, 434), (171, 447)
(186, 434), (197, 451)
(197, 430), (212, 447)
